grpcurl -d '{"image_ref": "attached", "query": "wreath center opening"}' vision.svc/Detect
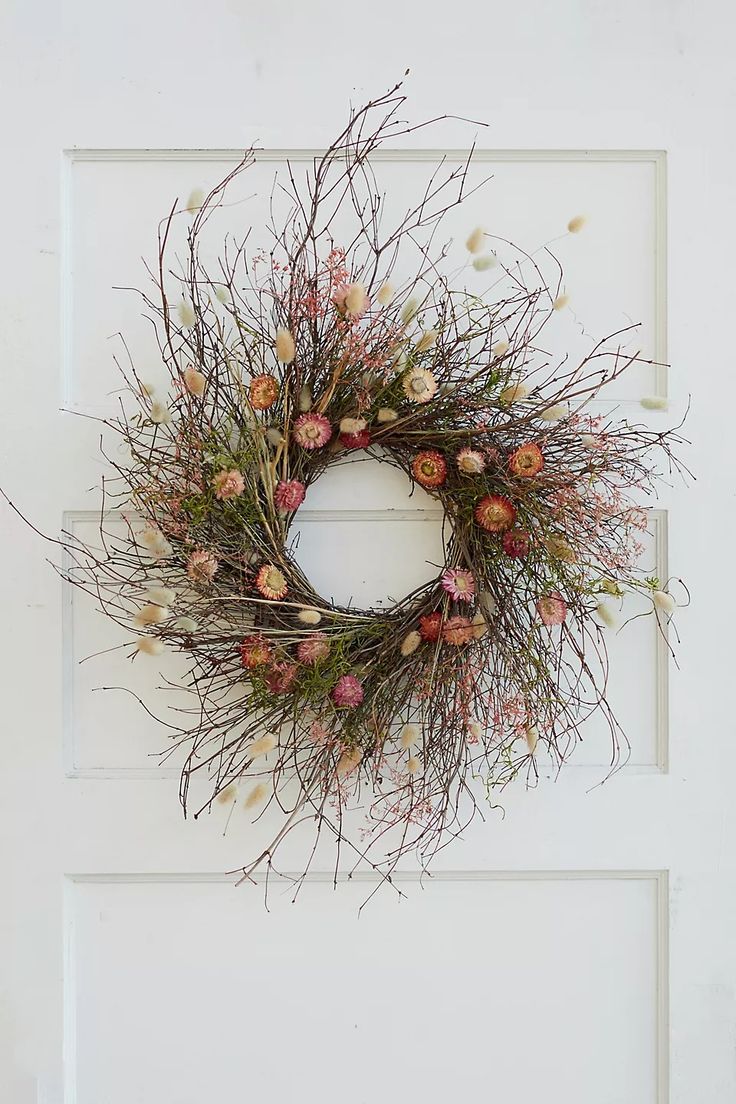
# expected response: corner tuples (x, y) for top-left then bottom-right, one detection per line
(289, 455), (448, 611)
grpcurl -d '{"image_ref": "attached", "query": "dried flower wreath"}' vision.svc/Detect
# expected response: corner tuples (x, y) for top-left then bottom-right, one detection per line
(17, 85), (688, 891)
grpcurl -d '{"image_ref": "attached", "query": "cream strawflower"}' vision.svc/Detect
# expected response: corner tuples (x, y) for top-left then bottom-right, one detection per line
(402, 366), (437, 404)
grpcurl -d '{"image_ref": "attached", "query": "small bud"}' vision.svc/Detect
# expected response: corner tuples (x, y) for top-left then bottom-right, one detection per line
(466, 227), (485, 254)
(275, 328), (296, 364)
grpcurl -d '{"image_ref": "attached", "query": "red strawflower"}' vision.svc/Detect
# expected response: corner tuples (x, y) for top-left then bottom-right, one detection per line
(412, 450), (447, 488)
(475, 494), (516, 532)
(249, 374), (279, 411)
(509, 443), (544, 478)
(419, 612), (443, 642)
(339, 429), (372, 450)
(265, 661), (299, 695)
(239, 634), (273, 669)
(442, 615), (475, 646)
(502, 529), (530, 558)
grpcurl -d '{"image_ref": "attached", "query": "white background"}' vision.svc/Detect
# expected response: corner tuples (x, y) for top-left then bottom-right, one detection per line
(1, 2), (734, 1102)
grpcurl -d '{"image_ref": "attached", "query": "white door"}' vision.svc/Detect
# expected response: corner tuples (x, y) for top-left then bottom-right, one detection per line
(2, 3), (733, 1102)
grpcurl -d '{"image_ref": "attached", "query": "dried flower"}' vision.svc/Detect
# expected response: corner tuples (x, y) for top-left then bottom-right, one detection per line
(475, 495), (517, 533)
(407, 756), (420, 774)
(255, 564), (288, 600)
(339, 416), (368, 436)
(499, 381), (529, 404)
(187, 549), (218, 584)
(216, 784), (237, 805)
(376, 282), (394, 306)
(248, 733), (277, 759)
(178, 300), (195, 328)
(419, 612), (443, 642)
(412, 450), (447, 488)
(135, 636), (166, 656)
(214, 285), (231, 304)
(473, 255), (497, 272)
(297, 634), (331, 665)
(653, 589), (676, 615)
(138, 528), (173, 560)
(466, 227), (485, 253)
(297, 385), (313, 412)
(336, 745), (363, 777)
(546, 535), (576, 563)
(457, 448), (486, 474)
(293, 412), (333, 450)
(442, 616), (474, 646)
(377, 407), (399, 423)
(540, 404), (567, 422)
(641, 396), (668, 411)
(502, 529), (530, 558)
(567, 215), (586, 233)
(403, 366), (437, 404)
(183, 366), (206, 397)
(537, 593), (568, 626)
(275, 328), (296, 363)
(331, 674), (364, 708)
(400, 724), (420, 748)
(244, 782), (268, 810)
(339, 428), (372, 450)
(143, 586), (176, 607)
(415, 329), (438, 354)
(212, 468), (245, 501)
(240, 635), (273, 669)
(274, 479), (306, 512)
(172, 616), (197, 633)
(509, 443), (545, 478)
(492, 340), (509, 358)
(185, 188), (205, 213)
(249, 374), (279, 411)
(150, 400), (172, 425)
(400, 297), (419, 324)
(344, 282), (369, 318)
(441, 567), (476, 603)
(298, 607), (322, 625)
(265, 661), (299, 694)
(553, 293), (570, 311)
(596, 601), (618, 629)
(266, 428), (285, 447)
(133, 603), (168, 628)
(400, 630), (422, 657)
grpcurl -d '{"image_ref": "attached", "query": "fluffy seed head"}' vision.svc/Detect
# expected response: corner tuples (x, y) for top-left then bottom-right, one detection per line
(244, 783), (268, 810)
(553, 293), (570, 311)
(178, 300), (196, 328)
(415, 329), (438, 354)
(185, 187), (204, 213)
(248, 733), (277, 759)
(400, 297), (419, 324)
(596, 601), (618, 629)
(183, 366), (206, 397)
(339, 416), (368, 435)
(172, 616), (197, 633)
(400, 724), (420, 749)
(214, 285), (231, 304)
(376, 283), (394, 306)
(144, 586), (176, 607)
(641, 396), (668, 411)
(567, 215), (586, 234)
(407, 756), (420, 774)
(466, 226), (485, 254)
(499, 382), (529, 405)
(492, 340), (509, 358)
(275, 328), (296, 363)
(298, 385), (313, 412)
(377, 407), (399, 423)
(336, 746), (363, 778)
(133, 603), (168, 628)
(150, 400), (172, 425)
(298, 608), (322, 625)
(473, 255), (497, 271)
(135, 636), (166, 656)
(216, 784), (237, 805)
(653, 589), (676, 614)
(540, 404), (567, 422)
(344, 283), (368, 317)
(400, 631), (422, 657)
(525, 725), (539, 753)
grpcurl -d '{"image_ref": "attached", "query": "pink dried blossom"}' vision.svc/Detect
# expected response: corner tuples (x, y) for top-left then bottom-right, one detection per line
(265, 662), (299, 695)
(297, 633), (331, 665)
(441, 567), (476, 602)
(187, 549), (218, 585)
(331, 674), (364, 708)
(536, 593), (568, 626)
(212, 468), (245, 501)
(293, 413), (333, 450)
(274, 479), (306, 512)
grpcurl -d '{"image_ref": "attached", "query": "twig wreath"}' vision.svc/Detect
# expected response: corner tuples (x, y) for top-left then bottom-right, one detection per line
(27, 85), (689, 890)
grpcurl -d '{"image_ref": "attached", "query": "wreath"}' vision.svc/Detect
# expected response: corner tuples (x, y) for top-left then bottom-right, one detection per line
(39, 85), (687, 890)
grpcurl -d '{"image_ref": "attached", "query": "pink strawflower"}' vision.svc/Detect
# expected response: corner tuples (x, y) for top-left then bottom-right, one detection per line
(456, 448), (486, 475)
(441, 567), (476, 602)
(293, 413), (333, 450)
(265, 661), (299, 695)
(212, 468), (245, 501)
(186, 549), (218, 585)
(274, 479), (306, 512)
(297, 633), (331, 665)
(537, 593), (568, 626)
(442, 616), (475, 646)
(331, 674), (364, 708)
